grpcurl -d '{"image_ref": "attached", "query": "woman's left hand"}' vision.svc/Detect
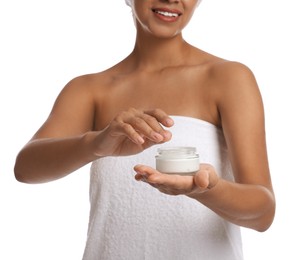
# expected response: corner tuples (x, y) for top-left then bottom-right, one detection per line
(134, 163), (219, 196)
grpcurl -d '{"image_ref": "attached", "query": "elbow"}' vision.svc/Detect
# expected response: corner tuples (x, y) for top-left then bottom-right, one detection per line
(14, 171), (28, 184)
(256, 206), (276, 233)
(243, 212), (275, 233)
(14, 165), (40, 184)
(254, 213), (275, 233)
(254, 190), (276, 232)
(240, 185), (276, 232)
(14, 161), (29, 183)
(14, 153), (34, 184)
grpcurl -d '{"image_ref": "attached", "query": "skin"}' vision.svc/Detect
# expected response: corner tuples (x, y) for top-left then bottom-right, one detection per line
(14, 0), (275, 232)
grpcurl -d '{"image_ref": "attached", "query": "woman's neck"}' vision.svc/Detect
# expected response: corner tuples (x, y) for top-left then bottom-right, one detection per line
(130, 32), (193, 72)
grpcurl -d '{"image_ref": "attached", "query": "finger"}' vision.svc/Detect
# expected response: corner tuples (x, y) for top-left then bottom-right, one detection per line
(143, 109), (174, 141)
(128, 116), (165, 142)
(134, 164), (155, 181)
(134, 165), (194, 193)
(134, 164), (180, 184)
(156, 174), (194, 192)
(144, 108), (174, 128)
(115, 109), (166, 143)
(139, 113), (172, 142)
(194, 170), (210, 189)
(113, 122), (145, 144)
(193, 164), (219, 193)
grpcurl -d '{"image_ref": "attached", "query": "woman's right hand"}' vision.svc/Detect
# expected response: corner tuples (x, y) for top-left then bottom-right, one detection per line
(14, 108), (173, 183)
(93, 108), (174, 157)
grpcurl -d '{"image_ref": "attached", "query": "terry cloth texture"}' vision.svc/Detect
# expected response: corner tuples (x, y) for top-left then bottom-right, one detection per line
(82, 116), (243, 260)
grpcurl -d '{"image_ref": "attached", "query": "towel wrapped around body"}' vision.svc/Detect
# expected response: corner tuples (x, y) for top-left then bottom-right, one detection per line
(82, 116), (243, 260)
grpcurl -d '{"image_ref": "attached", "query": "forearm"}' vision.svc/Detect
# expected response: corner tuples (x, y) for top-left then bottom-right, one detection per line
(14, 132), (99, 184)
(15, 109), (174, 184)
(190, 179), (275, 231)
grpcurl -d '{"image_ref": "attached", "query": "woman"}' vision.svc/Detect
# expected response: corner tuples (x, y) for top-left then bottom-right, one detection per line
(14, 0), (275, 259)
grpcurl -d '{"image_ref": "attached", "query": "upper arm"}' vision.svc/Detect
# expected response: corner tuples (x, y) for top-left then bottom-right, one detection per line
(215, 62), (272, 189)
(32, 75), (96, 139)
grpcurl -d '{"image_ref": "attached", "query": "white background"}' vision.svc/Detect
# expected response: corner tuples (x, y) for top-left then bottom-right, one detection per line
(1, 0), (290, 259)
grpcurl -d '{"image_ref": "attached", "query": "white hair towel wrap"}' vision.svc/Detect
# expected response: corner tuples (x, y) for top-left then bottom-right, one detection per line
(125, 0), (131, 6)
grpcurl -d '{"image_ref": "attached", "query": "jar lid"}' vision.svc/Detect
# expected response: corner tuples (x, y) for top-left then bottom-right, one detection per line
(156, 147), (198, 159)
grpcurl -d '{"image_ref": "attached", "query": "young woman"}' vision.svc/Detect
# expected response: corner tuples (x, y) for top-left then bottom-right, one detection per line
(14, 0), (275, 259)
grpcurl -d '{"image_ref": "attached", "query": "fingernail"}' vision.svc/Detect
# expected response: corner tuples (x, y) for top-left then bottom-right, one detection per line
(163, 130), (172, 140)
(136, 136), (144, 144)
(152, 132), (163, 141)
(165, 118), (174, 126)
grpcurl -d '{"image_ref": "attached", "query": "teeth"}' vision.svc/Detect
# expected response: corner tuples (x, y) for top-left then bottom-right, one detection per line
(155, 10), (179, 17)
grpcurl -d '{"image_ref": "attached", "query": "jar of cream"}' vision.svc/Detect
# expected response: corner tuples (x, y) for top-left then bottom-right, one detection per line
(155, 147), (200, 176)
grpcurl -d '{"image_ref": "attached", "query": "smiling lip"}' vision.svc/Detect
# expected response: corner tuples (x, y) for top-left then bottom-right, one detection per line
(152, 8), (182, 22)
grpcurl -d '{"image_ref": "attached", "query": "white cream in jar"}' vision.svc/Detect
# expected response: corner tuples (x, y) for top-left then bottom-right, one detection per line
(155, 147), (200, 176)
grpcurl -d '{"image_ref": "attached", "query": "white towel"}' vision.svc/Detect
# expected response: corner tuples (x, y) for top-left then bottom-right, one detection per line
(83, 116), (243, 260)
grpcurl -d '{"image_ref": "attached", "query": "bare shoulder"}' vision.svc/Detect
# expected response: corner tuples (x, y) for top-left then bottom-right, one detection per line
(207, 59), (265, 141)
(61, 71), (107, 95)
(206, 59), (257, 89)
(189, 48), (260, 102)
(188, 47), (264, 127)
(33, 71), (111, 138)
(51, 73), (99, 117)
(54, 69), (115, 109)
(189, 48), (262, 126)
(206, 59), (262, 114)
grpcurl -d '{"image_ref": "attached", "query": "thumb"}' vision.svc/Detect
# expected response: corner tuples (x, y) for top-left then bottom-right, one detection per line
(194, 170), (210, 189)
(194, 164), (219, 191)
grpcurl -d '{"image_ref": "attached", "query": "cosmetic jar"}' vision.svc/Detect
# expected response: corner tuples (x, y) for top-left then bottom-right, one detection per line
(155, 147), (200, 176)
